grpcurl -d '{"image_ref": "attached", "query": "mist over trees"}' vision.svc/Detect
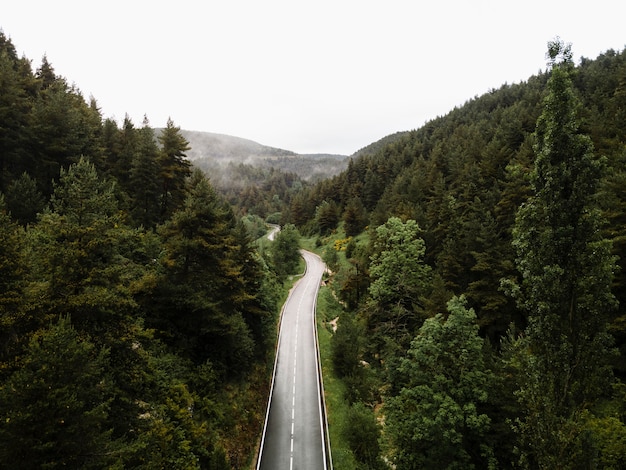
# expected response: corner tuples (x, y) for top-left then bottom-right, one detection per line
(296, 41), (626, 468)
(3, 25), (626, 469)
(0, 31), (291, 468)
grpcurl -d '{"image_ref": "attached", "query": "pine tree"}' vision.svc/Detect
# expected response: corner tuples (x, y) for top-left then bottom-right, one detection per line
(0, 194), (26, 360)
(0, 317), (117, 469)
(0, 37), (34, 192)
(6, 172), (46, 225)
(157, 118), (191, 221)
(31, 158), (139, 338)
(154, 171), (256, 373)
(129, 117), (160, 229)
(270, 223), (301, 279)
(511, 39), (617, 468)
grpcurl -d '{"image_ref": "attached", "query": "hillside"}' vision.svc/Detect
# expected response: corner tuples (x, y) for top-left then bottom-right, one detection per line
(292, 45), (626, 467)
(296, 47), (626, 341)
(179, 129), (349, 182)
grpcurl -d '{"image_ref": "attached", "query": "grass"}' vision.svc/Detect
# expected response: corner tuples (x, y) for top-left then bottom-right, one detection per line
(303, 226), (376, 467)
(316, 286), (360, 470)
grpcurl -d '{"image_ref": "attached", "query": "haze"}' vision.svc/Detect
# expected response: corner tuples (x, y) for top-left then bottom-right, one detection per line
(2, 0), (625, 155)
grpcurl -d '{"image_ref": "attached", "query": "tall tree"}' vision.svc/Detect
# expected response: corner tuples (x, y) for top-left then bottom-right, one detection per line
(0, 194), (26, 360)
(31, 157), (140, 339)
(5, 172), (46, 225)
(270, 223), (301, 279)
(0, 317), (117, 469)
(153, 171), (256, 372)
(157, 117), (191, 221)
(511, 39), (617, 468)
(129, 117), (160, 229)
(385, 297), (496, 469)
(365, 217), (432, 358)
(0, 36), (34, 192)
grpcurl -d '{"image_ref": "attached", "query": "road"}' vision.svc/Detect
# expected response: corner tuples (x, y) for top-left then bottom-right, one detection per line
(257, 250), (329, 470)
(267, 224), (280, 241)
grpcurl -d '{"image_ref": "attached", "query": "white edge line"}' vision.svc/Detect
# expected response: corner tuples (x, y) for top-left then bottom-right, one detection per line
(306, 250), (333, 470)
(256, 250), (309, 469)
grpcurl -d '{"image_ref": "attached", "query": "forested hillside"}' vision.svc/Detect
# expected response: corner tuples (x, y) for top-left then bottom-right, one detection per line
(294, 42), (626, 468)
(3, 24), (626, 469)
(0, 31), (298, 468)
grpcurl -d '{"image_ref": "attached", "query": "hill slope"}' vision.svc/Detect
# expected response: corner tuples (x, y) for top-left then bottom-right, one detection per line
(180, 130), (349, 182)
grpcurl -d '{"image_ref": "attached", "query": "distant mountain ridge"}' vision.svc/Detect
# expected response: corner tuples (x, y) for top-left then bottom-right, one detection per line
(180, 130), (297, 163)
(178, 129), (350, 181)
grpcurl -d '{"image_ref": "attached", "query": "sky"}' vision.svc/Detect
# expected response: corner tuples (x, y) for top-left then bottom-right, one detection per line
(2, 1), (626, 155)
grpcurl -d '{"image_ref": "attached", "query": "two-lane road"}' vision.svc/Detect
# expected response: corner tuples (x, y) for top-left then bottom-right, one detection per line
(258, 250), (328, 470)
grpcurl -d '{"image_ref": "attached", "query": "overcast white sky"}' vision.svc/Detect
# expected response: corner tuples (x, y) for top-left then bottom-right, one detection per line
(3, 1), (625, 155)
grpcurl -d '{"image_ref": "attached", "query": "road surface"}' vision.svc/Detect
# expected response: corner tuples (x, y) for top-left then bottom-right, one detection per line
(267, 224), (280, 241)
(257, 250), (328, 470)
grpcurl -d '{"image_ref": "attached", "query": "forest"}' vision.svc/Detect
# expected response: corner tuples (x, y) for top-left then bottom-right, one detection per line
(290, 41), (626, 469)
(0, 31), (309, 468)
(2, 26), (626, 469)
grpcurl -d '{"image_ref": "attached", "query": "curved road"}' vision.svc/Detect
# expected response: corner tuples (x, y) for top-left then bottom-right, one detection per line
(257, 250), (328, 470)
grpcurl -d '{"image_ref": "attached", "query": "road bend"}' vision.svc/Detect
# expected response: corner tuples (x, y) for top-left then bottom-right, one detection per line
(257, 250), (328, 470)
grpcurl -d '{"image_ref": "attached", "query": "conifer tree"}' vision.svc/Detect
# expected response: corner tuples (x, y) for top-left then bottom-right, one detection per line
(511, 39), (617, 467)
(0, 317), (117, 469)
(0, 37), (34, 192)
(157, 118), (191, 221)
(0, 194), (26, 360)
(6, 172), (46, 225)
(129, 117), (160, 228)
(270, 223), (301, 279)
(154, 171), (256, 372)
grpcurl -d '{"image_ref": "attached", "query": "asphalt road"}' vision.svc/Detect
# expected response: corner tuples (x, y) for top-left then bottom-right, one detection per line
(257, 250), (328, 470)
(267, 224), (280, 241)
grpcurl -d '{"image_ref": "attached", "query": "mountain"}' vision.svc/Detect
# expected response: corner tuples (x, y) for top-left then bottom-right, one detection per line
(179, 130), (350, 182)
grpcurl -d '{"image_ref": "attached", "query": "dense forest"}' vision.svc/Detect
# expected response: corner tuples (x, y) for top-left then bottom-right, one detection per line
(292, 41), (626, 468)
(3, 25), (626, 469)
(0, 31), (310, 468)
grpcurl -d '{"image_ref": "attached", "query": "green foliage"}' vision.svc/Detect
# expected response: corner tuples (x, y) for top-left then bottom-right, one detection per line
(157, 118), (192, 221)
(385, 297), (496, 469)
(0, 195), (27, 359)
(129, 118), (161, 229)
(316, 199), (340, 234)
(343, 196), (368, 237)
(270, 223), (301, 278)
(0, 33), (281, 468)
(151, 171), (259, 373)
(5, 172), (45, 225)
(510, 39), (618, 468)
(0, 317), (117, 469)
(365, 217), (432, 357)
(341, 402), (384, 469)
(331, 311), (362, 379)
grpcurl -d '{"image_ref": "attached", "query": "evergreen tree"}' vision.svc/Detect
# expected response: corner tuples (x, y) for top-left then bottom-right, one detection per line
(343, 196), (368, 237)
(129, 117), (160, 229)
(270, 223), (301, 279)
(157, 118), (191, 221)
(30, 158), (140, 338)
(0, 37), (34, 192)
(0, 317), (117, 469)
(5, 172), (46, 225)
(0, 194), (26, 360)
(315, 199), (339, 234)
(511, 39), (617, 468)
(153, 171), (256, 373)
